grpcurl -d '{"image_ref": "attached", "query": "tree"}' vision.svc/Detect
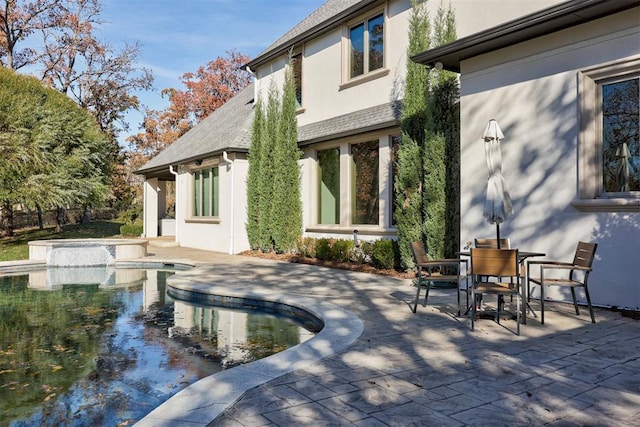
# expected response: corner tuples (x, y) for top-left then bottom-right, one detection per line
(0, 67), (109, 235)
(127, 50), (251, 170)
(269, 61), (302, 252)
(395, 0), (458, 269)
(247, 58), (302, 253)
(1, 0), (154, 227)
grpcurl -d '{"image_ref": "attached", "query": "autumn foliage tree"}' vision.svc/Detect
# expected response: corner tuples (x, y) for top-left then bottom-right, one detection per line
(127, 49), (252, 171)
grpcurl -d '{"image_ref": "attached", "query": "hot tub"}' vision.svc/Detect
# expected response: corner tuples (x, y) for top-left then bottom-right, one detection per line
(28, 238), (148, 267)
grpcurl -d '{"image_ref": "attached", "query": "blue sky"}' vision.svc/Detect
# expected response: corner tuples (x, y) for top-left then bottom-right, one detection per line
(99, 0), (325, 140)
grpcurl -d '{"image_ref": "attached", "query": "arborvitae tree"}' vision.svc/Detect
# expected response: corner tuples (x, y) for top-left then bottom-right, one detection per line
(270, 62), (302, 252)
(426, 6), (458, 259)
(246, 97), (265, 249)
(395, 0), (432, 269)
(247, 57), (303, 253)
(395, 0), (459, 269)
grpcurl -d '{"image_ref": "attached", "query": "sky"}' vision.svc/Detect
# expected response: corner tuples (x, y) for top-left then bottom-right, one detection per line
(99, 0), (326, 142)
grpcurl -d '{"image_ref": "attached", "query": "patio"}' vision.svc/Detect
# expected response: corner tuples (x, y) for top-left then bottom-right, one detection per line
(140, 243), (640, 426)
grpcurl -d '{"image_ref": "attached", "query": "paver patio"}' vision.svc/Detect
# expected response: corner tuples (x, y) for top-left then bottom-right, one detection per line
(141, 243), (640, 427)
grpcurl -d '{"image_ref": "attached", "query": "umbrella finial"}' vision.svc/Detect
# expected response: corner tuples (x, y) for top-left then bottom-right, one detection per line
(483, 119), (504, 142)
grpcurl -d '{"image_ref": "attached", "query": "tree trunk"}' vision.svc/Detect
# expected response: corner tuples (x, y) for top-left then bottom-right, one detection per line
(36, 204), (44, 229)
(82, 205), (91, 224)
(1, 202), (15, 237)
(55, 207), (66, 233)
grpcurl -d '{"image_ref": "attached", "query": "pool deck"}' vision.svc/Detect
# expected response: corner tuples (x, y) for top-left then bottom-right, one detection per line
(138, 242), (640, 427)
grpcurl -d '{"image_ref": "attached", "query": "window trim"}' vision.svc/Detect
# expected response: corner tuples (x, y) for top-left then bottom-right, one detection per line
(574, 56), (640, 212)
(342, 7), (388, 86)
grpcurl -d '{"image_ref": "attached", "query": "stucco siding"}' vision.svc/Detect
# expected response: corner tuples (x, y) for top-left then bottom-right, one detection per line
(459, 10), (640, 309)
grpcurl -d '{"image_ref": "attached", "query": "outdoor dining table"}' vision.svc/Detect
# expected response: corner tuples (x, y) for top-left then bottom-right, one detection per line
(457, 250), (546, 324)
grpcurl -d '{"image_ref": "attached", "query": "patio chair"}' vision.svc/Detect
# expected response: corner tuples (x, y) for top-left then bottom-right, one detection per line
(527, 241), (598, 324)
(470, 248), (521, 335)
(410, 241), (468, 314)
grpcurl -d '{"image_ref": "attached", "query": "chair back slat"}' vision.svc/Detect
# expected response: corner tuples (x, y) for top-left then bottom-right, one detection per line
(474, 238), (511, 249)
(410, 241), (429, 265)
(572, 241), (597, 268)
(471, 248), (518, 277)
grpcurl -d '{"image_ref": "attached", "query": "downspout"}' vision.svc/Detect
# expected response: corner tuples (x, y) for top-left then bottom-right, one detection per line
(221, 152), (234, 255)
(169, 165), (179, 242)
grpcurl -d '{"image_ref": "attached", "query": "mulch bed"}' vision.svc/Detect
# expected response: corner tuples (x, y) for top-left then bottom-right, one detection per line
(239, 250), (414, 280)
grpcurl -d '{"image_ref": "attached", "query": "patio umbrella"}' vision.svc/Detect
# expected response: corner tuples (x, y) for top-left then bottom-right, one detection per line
(616, 142), (631, 192)
(482, 119), (513, 248)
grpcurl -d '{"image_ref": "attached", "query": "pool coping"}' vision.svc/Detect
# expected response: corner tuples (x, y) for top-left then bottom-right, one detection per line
(134, 267), (364, 426)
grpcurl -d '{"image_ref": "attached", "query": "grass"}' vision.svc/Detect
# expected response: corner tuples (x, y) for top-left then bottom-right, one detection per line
(0, 220), (124, 262)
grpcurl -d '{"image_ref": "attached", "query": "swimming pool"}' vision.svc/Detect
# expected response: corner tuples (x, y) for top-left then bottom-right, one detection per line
(0, 267), (317, 426)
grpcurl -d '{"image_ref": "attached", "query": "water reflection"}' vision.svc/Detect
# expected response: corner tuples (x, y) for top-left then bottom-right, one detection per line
(0, 268), (314, 426)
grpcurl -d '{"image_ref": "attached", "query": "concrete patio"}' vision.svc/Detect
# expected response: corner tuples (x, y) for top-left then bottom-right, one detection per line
(141, 243), (640, 427)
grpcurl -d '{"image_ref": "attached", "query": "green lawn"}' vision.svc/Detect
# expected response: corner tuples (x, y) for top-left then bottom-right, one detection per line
(0, 221), (124, 262)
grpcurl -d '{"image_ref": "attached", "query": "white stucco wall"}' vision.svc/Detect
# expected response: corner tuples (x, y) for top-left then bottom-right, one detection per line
(172, 156), (250, 255)
(459, 10), (640, 310)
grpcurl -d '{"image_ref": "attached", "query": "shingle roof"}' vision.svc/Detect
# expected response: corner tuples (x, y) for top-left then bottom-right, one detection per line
(137, 83), (255, 175)
(247, 0), (377, 69)
(298, 100), (402, 145)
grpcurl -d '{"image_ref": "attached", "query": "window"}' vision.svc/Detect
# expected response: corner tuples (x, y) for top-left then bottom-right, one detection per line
(292, 53), (302, 106)
(602, 78), (639, 193)
(351, 140), (379, 225)
(577, 58), (640, 210)
(193, 167), (219, 217)
(318, 148), (340, 224)
(349, 13), (384, 79)
(391, 135), (402, 226)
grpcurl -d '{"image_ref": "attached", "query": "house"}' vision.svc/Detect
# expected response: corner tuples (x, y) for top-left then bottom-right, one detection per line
(413, 0), (640, 310)
(137, 0), (564, 253)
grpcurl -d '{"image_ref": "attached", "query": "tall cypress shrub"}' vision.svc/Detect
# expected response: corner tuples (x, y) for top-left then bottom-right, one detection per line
(395, 0), (431, 270)
(395, 0), (459, 269)
(246, 97), (264, 249)
(270, 62), (302, 252)
(247, 60), (302, 253)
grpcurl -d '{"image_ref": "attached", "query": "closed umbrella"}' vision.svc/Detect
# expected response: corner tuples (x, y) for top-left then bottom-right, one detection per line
(616, 142), (631, 192)
(482, 119), (513, 248)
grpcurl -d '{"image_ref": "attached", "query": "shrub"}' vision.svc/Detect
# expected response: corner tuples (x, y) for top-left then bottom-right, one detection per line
(353, 240), (373, 264)
(120, 223), (143, 237)
(331, 239), (354, 263)
(296, 237), (316, 258)
(316, 238), (331, 261)
(372, 239), (396, 270)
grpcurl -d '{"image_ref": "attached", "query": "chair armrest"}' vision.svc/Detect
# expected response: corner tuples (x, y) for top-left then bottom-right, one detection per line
(416, 258), (466, 267)
(540, 264), (592, 272)
(527, 260), (573, 266)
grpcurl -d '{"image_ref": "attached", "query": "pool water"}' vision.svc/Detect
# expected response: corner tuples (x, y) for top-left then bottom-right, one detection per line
(0, 268), (315, 426)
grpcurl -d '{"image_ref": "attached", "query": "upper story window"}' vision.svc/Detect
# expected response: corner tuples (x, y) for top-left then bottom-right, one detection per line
(193, 166), (219, 217)
(349, 12), (384, 79)
(576, 57), (640, 211)
(292, 52), (303, 106)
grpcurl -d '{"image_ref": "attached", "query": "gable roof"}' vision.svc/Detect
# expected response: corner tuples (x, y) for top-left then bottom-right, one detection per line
(246, 0), (379, 70)
(411, 0), (639, 72)
(137, 83), (255, 177)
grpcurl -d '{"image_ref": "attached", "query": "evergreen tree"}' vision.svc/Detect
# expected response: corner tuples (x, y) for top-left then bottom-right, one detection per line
(270, 62), (302, 252)
(395, 0), (432, 269)
(246, 97), (265, 249)
(395, 0), (459, 269)
(0, 68), (109, 235)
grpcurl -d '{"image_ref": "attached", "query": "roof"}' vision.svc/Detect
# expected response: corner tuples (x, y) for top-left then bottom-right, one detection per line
(137, 83), (255, 177)
(411, 0), (640, 72)
(298, 100), (401, 145)
(246, 0), (379, 70)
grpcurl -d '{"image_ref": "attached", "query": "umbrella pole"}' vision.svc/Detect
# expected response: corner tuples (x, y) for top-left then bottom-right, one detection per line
(496, 223), (501, 249)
